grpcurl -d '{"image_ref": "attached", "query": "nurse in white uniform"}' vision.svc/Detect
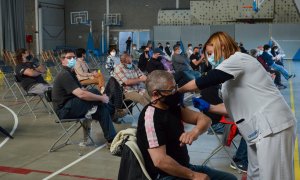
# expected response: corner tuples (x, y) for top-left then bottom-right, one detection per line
(179, 32), (296, 180)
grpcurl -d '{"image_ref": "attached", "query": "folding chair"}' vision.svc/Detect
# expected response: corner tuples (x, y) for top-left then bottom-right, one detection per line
(202, 116), (240, 172)
(13, 75), (50, 119)
(104, 77), (141, 123)
(1, 64), (18, 100)
(43, 88), (95, 152)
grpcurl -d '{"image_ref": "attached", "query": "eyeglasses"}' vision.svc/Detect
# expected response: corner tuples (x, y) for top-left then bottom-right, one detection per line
(157, 84), (178, 94)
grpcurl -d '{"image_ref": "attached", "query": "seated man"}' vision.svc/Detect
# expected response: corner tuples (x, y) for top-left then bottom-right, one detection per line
(137, 70), (237, 180)
(146, 48), (165, 74)
(261, 44), (295, 81)
(74, 48), (105, 92)
(52, 49), (116, 146)
(15, 48), (51, 95)
(113, 53), (150, 106)
(190, 47), (205, 71)
(172, 44), (200, 83)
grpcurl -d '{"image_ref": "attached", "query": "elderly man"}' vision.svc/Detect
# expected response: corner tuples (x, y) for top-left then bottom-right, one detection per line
(52, 49), (116, 146)
(137, 70), (237, 180)
(113, 53), (150, 106)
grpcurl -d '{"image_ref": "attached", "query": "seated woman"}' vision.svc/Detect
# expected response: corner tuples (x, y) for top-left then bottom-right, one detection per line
(105, 48), (120, 76)
(74, 48), (105, 92)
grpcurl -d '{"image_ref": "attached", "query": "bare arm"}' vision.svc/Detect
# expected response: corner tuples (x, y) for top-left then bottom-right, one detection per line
(209, 103), (228, 116)
(179, 107), (211, 146)
(124, 75), (146, 86)
(72, 88), (109, 103)
(35, 64), (46, 73)
(178, 80), (199, 93)
(148, 146), (209, 180)
(23, 68), (42, 77)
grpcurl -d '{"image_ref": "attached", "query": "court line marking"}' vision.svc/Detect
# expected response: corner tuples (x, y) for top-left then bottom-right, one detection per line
(288, 60), (300, 180)
(0, 103), (18, 148)
(43, 144), (107, 180)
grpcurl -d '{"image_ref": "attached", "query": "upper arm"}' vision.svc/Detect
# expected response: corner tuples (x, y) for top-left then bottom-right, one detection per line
(180, 106), (210, 125)
(63, 73), (80, 94)
(216, 56), (244, 79)
(114, 66), (128, 84)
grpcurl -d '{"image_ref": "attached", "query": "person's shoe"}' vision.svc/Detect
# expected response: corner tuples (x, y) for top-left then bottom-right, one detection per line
(79, 140), (88, 147)
(276, 84), (287, 90)
(288, 74), (296, 80)
(112, 108), (128, 122)
(106, 141), (112, 149)
(230, 161), (247, 173)
(85, 106), (98, 119)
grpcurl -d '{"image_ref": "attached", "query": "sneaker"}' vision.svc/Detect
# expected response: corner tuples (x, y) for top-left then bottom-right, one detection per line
(276, 84), (287, 90)
(288, 74), (296, 80)
(230, 161), (247, 173)
(112, 108), (128, 123)
(85, 106), (98, 119)
(106, 141), (112, 149)
(79, 140), (88, 147)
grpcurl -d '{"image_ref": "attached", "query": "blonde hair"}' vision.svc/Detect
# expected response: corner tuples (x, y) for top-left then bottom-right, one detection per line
(204, 32), (239, 63)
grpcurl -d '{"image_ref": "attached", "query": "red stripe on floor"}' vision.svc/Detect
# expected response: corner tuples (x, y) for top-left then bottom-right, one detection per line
(0, 166), (111, 180)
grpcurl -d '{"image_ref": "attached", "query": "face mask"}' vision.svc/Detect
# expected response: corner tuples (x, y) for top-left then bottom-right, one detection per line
(110, 52), (116, 57)
(133, 47), (136, 50)
(167, 45), (170, 47)
(67, 58), (76, 68)
(258, 50), (263, 55)
(275, 49), (279, 52)
(207, 53), (224, 68)
(26, 54), (33, 61)
(126, 63), (133, 69)
(160, 92), (182, 109)
(188, 47), (192, 50)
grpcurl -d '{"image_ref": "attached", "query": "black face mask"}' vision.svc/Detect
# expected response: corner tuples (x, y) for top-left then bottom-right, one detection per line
(26, 54), (33, 61)
(160, 92), (183, 109)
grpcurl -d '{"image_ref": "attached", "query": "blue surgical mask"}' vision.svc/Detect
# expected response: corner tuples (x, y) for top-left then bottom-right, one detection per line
(67, 58), (76, 68)
(126, 63), (133, 69)
(258, 50), (263, 56)
(207, 53), (224, 68)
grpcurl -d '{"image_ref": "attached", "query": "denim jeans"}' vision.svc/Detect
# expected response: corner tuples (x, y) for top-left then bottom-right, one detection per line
(235, 137), (248, 164)
(158, 164), (237, 180)
(58, 89), (116, 141)
(270, 63), (290, 80)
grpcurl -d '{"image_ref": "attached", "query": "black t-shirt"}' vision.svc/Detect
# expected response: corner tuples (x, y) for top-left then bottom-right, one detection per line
(146, 57), (165, 74)
(137, 105), (190, 179)
(51, 67), (82, 112)
(15, 62), (47, 91)
(189, 53), (200, 71)
(138, 53), (149, 72)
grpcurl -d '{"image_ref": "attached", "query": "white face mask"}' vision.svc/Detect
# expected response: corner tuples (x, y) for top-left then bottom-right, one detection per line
(133, 47), (136, 50)
(110, 52), (116, 57)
